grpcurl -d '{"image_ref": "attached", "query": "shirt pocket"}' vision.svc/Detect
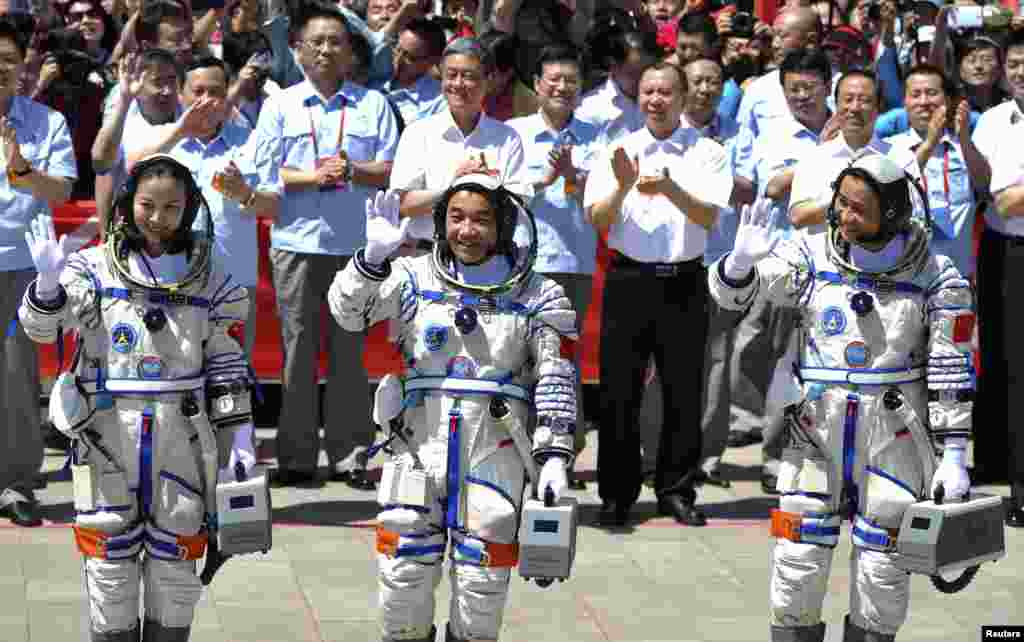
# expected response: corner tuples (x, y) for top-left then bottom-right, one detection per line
(281, 121), (314, 168)
(343, 122), (378, 162)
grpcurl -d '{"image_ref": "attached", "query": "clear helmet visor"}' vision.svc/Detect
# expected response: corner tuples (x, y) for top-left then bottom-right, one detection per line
(431, 175), (538, 294)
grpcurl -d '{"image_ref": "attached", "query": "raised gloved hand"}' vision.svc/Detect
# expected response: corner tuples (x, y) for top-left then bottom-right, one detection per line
(218, 423), (256, 483)
(930, 437), (970, 502)
(724, 197), (779, 280)
(24, 214), (71, 295)
(538, 457), (568, 503)
(364, 189), (411, 266)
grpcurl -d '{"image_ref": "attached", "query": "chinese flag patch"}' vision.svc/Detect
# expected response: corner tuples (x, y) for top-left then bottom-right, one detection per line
(559, 335), (577, 361)
(228, 321), (246, 347)
(953, 314), (975, 344)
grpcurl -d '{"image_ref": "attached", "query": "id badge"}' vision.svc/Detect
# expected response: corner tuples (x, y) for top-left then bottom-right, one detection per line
(315, 156), (348, 192)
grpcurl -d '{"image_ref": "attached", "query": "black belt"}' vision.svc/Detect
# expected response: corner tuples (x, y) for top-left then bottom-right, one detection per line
(609, 252), (702, 277)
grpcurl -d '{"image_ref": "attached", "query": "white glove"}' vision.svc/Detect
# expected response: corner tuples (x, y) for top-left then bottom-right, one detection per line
(929, 437), (970, 502)
(538, 458), (568, 503)
(364, 190), (411, 265)
(724, 197), (780, 280)
(373, 373), (404, 426)
(218, 423), (256, 483)
(24, 214), (71, 295)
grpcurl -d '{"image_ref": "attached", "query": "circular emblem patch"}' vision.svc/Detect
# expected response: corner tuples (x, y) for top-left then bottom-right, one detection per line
(218, 396), (235, 414)
(424, 324), (449, 352)
(844, 341), (871, 368)
(820, 306), (847, 336)
(446, 356), (477, 378)
(137, 355), (164, 379)
(111, 323), (137, 354)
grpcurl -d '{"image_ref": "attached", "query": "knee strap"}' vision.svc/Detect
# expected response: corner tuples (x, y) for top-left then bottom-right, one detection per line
(143, 523), (207, 561)
(850, 515), (900, 552)
(74, 524), (144, 560)
(376, 526), (446, 560)
(770, 509), (840, 547)
(450, 532), (519, 568)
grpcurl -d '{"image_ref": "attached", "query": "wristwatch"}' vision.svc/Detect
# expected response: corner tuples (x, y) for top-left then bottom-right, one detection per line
(7, 163), (32, 184)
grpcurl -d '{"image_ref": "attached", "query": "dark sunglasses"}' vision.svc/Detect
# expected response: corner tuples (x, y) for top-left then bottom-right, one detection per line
(68, 7), (104, 21)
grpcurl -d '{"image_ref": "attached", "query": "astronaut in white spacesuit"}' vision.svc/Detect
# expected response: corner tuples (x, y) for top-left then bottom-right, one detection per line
(328, 174), (578, 642)
(19, 155), (256, 642)
(707, 155), (974, 642)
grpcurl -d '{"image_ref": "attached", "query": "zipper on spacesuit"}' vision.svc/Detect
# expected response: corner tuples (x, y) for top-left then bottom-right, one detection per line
(445, 400), (462, 530)
(841, 394), (860, 520)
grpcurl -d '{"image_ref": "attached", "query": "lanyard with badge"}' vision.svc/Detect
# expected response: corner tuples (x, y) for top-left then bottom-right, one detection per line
(920, 143), (956, 239)
(309, 97), (348, 191)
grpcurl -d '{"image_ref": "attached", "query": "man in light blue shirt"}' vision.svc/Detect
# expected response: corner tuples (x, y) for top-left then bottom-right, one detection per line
(252, 3), (399, 487)
(375, 17), (447, 129)
(884, 65), (987, 279)
(134, 57), (283, 359)
(738, 50), (835, 494)
(0, 17), (77, 527)
(509, 43), (601, 489)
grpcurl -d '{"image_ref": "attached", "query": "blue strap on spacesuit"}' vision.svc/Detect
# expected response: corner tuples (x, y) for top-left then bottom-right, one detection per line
(815, 272), (923, 295)
(138, 409), (155, 518)
(101, 287), (212, 308)
(416, 289), (529, 314)
(841, 394), (860, 519)
(445, 401), (462, 530)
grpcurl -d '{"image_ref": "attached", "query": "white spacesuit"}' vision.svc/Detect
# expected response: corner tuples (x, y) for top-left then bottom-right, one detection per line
(19, 156), (256, 642)
(708, 156), (974, 642)
(328, 177), (577, 642)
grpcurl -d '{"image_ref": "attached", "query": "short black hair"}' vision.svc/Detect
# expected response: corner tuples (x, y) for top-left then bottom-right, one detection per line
(0, 15), (30, 57)
(222, 30), (272, 77)
(348, 27), (372, 71)
(905, 63), (957, 97)
(183, 55), (228, 85)
(1005, 29), (1024, 55)
(534, 42), (583, 79)
(140, 47), (184, 84)
(136, 0), (190, 45)
(779, 49), (832, 87)
(480, 31), (518, 74)
(835, 68), (881, 104)
(292, 1), (352, 41)
(607, 29), (660, 66)
(403, 17), (446, 59)
(640, 61), (687, 94)
(678, 12), (718, 47)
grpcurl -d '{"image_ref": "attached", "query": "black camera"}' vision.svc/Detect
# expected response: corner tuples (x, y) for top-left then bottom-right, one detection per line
(730, 11), (756, 37)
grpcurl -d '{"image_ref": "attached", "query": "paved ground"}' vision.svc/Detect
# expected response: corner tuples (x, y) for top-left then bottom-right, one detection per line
(3, 427), (1021, 642)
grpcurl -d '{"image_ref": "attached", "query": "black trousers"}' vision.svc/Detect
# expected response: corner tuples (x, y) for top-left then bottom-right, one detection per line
(1002, 236), (1024, 484)
(974, 226), (1008, 479)
(597, 256), (708, 506)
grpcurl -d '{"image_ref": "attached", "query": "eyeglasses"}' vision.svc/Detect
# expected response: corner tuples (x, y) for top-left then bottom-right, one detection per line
(540, 73), (580, 90)
(302, 37), (347, 53)
(68, 7), (103, 21)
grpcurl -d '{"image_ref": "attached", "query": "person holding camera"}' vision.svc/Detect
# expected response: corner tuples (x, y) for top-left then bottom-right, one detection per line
(0, 16), (77, 528)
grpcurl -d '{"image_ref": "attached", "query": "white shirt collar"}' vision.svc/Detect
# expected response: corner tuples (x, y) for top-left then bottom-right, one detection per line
(639, 125), (693, 154)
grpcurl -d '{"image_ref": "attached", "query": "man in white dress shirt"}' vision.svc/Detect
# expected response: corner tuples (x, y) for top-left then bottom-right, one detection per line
(584, 62), (733, 527)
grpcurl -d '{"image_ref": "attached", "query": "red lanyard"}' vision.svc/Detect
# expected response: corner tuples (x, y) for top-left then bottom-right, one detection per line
(920, 143), (950, 204)
(308, 96), (346, 159)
